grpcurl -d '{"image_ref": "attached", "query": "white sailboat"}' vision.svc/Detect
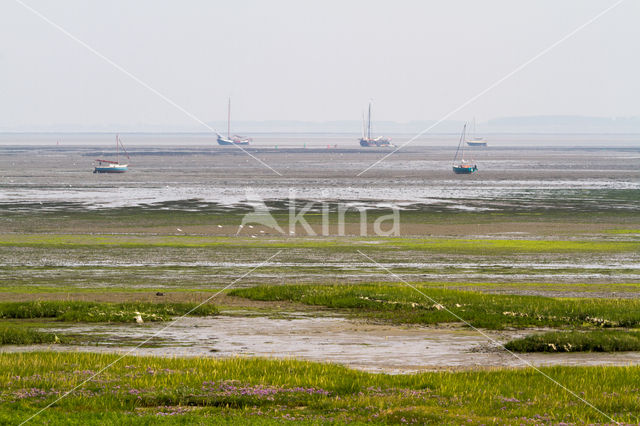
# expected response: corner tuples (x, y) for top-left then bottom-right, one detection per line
(93, 135), (129, 173)
(358, 101), (392, 147)
(466, 117), (488, 147)
(217, 98), (252, 146)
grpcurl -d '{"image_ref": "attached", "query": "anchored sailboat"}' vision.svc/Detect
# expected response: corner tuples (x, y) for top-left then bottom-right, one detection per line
(453, 124), (478, 174)
(359, 101), (392, 147)
(93, 135), (129, 173)
(465, 117), (488, 147)
(217, 98), (251, 146)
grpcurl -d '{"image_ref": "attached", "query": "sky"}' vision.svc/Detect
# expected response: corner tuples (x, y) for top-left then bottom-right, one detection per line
(0, 0), (639, 131)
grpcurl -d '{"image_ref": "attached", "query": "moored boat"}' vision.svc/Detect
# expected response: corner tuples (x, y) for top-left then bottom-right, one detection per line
(358, 102), (392, 147)
(93, 160), (128, 173)
(465, 118), (488, 147)
(217, 134), (251, 146)
(217, 98), (252, 146)
(466, 137), (488, 147)
(452, 124), (478, 174)
(93, 135), (129, 173)
(452, 163), (478, 174)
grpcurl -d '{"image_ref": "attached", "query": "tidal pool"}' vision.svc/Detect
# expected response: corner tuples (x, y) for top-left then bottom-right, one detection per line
(4, 314), (640, 373)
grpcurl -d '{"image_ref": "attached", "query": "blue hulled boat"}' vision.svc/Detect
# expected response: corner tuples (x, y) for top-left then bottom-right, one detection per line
(94, 135), (129, 173)
(93, 160), (128, 173)
(452, 124), (478, 175)
(452, 163), (478, 174)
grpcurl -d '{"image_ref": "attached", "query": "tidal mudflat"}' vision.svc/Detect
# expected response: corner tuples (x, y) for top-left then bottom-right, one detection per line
(1, 141), (639, 423)
(6, 314), (640, 374)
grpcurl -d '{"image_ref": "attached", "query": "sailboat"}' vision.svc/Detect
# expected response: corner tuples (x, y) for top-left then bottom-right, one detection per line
(359, 101), (392, 147)
(466, 117), (488, 147)
(93, 135), (129, 173)
(217, 98), (251, 146)
(452, 124), (478, 174)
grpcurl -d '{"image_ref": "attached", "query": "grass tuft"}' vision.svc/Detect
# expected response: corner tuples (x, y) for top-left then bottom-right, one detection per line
(230, 284), (640, 329)
(0, 301), (218, 323)
(0, 326), (61, 345)
(505, 330), (640, 352)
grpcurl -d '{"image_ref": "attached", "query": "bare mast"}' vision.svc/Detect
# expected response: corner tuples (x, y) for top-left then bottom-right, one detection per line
(227, 98), (231, 139)
(367, 102), (372, 140)
(116, 135), (130, 163)
(453, 124), (467, 164)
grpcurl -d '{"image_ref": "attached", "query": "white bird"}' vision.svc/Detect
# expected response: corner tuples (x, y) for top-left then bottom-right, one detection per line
(176, 228), (183, 232)
(134, 312), (144, 324)
(217, 225), (223, 228)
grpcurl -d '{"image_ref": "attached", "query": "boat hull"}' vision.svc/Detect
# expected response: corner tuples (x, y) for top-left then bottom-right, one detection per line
(217, 136), (249, 146)
(452, 165), (477, 174)
(94, 166), (128, 173)
(466, 142), (487, 147)
(359, 138), (392, 147)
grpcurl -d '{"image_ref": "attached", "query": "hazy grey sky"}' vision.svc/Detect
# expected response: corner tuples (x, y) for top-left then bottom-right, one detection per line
(1, 0), (638, 130)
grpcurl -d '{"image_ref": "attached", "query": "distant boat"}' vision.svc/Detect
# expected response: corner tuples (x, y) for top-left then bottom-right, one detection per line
(466, 117), (488, 147)
(453, 124), (478, 174)
(466, 138), (488, 147)
(93, 134), (129, 173)
(217, 98), (251, 146)
(359, 101), (392, 147)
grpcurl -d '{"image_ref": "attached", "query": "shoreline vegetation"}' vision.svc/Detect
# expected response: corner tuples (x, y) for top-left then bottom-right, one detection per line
(229, 284), (640, 330)
(0, 352), (638, 424)
(505, 330), (640, 353)
(0, 326), (60, 345)
(0, 233), (638, 254)
(0, 301), (218, 324)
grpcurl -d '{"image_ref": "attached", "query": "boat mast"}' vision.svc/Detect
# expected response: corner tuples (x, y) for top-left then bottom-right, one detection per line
(461, 124), (466, 161)
(118, 136), (130, 161)
(453, 124), (466, 163)
(227, 97), (231, 139)
(367, 102), (372, 140)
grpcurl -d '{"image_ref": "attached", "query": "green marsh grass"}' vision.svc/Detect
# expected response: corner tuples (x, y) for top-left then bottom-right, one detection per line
(0, 326), (60, 345)
(230, 284), (640, 329)
(0, 301), (218, 323)
(1, 233), (638, 254)
(605, 229), (640, 234)
(505, 330), (640, 353)
(0, 352), (639, 424)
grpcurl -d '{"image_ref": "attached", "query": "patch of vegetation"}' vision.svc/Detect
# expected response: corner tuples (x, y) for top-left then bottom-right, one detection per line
(0, 352), (638, 424)
(0, 325), (61, 345)
(1, 233), (638, 254)
(505, 330), (640, 353)
(0, 301), (218, 323)
(230, 284), (640, 329)
(605, 229), (640, 234)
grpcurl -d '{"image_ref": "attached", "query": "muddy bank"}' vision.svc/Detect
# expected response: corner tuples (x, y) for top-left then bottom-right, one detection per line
(4, 314), (640, 373)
